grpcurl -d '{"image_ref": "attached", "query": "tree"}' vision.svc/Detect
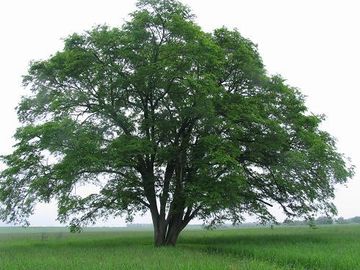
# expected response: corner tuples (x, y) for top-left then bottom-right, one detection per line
(348, 216), (360, 224)
(335, 217), (347, 224)
(0, 0), (353, 246)
(315, 216), (333, 225)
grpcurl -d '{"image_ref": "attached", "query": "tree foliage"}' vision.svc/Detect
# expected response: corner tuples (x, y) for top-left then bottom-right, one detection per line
(0, 0), (353, 246)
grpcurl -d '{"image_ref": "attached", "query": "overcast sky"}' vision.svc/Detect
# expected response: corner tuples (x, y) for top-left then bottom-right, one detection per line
(0, 0), (359, 226)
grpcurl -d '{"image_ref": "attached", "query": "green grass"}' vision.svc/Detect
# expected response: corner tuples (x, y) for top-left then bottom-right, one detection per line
(0, 225), (360, 269)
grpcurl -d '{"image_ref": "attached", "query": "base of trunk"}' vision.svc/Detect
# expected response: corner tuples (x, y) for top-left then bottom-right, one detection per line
(154, 225), (182, 246)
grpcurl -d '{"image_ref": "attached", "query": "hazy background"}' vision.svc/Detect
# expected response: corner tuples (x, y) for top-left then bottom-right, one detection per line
(0, 0), (359, 226)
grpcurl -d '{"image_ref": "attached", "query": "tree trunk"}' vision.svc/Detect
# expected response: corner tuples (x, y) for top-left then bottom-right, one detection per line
(151, 212), (167, 247)
(165, 224), (182, 246)
(154, 226), (166, 247)
(152, 218), (185, 247)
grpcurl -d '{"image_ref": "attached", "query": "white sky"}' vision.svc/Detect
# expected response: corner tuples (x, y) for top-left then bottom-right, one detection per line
(0, 0), (359, 226)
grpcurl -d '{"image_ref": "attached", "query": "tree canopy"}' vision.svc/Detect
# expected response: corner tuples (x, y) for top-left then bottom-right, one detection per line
(0, 0), (353, 246)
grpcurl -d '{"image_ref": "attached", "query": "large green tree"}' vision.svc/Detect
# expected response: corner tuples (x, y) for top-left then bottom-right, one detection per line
(0, 0), (353, 246)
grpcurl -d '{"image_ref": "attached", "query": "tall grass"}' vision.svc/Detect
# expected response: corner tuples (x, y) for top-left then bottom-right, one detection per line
(0, 225), (359, 269)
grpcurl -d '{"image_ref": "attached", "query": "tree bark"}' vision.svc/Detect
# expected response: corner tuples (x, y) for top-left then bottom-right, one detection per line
(165, 223), (182, 246)
(152, 216), (186, 247)
(153, 216), (166, 246)
(154, 226), (166, 246)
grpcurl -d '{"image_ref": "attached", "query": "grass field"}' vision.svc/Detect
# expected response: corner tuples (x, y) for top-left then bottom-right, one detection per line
(0, 225), (359, 270)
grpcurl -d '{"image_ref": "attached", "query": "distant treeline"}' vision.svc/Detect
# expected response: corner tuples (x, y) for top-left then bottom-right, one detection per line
(283, 216), (360, 226)
(126, 216), (360, 229)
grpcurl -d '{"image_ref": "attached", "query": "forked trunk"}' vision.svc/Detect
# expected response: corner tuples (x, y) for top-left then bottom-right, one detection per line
(153, 218), (185, 247)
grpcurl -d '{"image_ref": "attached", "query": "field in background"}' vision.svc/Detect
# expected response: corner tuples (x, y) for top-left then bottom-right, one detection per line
(1, 225), (360, 270)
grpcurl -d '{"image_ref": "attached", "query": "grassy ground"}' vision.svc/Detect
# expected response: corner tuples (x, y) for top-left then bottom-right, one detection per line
(0, 225), (359, 269)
